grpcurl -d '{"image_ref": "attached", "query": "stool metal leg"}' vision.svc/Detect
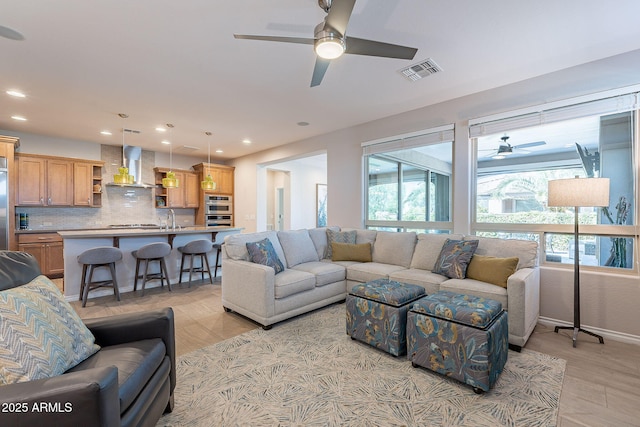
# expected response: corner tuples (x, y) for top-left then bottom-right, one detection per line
(79, 264), (88, 302)
(179, 253), (186, 284)
(133, 259), (141, 292)
(203, 254), (213, 284)
(161, 258), (172, 291)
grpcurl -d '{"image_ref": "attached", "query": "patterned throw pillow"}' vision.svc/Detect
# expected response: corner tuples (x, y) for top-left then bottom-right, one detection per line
(246, 238), (285, 274)
(0, 275), (100, 385)
(326, 229), (357, 258)
(432, 239), (479, 279)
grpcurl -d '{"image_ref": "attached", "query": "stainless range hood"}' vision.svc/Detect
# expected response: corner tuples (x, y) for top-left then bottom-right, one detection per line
(107, 144), (155, 188)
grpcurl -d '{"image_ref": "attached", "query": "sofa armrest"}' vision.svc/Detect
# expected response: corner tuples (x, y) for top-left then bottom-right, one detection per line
(221, 258), (275, 320)
(506, 267), (540, 345)
(84, 307), (176, 396)
(0, 366), (119, 427)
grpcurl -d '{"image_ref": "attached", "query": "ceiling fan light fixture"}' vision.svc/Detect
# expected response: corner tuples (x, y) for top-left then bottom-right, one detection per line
(315, 36), (345, 59)
(497, 145), (513, 155)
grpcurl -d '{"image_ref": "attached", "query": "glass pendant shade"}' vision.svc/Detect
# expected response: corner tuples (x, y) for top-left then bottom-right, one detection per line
(162, 171), (179, 188)
(201, 174), (217, 190)
(113, 166), (134, 184)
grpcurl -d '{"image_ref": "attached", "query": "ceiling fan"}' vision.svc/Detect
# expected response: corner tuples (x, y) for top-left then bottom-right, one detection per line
(483, 135), (546, 159)
(233, 0), (418, 87)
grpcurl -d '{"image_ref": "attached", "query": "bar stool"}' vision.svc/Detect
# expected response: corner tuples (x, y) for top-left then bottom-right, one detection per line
(178, 239), (213, 286)
(78, 246), (122, 307)
(132, 242), (172, 296)
(212, 243), (223, 277)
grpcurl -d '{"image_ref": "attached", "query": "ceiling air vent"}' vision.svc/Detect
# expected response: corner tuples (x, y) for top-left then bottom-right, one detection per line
(399, 58), (442, 82)
(175, 145), (200, 153)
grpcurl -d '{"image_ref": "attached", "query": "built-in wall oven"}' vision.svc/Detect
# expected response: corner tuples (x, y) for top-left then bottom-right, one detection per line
(205, 195), (233, 226)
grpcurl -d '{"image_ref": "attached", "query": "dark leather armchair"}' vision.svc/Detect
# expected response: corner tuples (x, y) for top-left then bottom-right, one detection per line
(0, 251), (176, 427)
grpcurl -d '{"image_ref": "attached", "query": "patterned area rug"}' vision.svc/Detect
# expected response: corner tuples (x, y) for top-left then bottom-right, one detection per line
(160, 304), (565, 426)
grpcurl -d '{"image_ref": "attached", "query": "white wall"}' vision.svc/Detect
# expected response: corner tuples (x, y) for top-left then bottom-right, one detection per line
(228, 49), (640, 342)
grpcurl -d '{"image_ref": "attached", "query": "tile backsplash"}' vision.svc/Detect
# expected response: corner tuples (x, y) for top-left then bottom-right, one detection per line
(15, 145), (196, 230)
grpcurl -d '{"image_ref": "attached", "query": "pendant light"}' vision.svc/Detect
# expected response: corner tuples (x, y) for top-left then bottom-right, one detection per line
(200, 131), (217, 191)
(113, 116), (134, 184)
(162, 123), (179, 188)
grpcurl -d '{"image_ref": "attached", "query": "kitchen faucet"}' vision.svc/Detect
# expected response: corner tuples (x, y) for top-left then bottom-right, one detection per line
(167, 209), (176, 230)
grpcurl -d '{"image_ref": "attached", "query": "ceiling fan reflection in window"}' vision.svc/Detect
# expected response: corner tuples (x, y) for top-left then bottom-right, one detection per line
(233, 0), (418, 87)
(481, 135), (546, 159)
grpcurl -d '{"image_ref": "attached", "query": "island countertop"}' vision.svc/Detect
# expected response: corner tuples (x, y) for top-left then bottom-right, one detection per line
(57, 226), (243, 239)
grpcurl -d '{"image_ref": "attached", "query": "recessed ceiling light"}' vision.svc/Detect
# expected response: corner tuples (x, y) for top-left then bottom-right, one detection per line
(6, 90), (25, 98)
(216, 149), (223, 153)
(11, 115), (26, 121)
(100, 130), (112, 136)
(242, 139), (251, 144)
(156, 127), (167, 132)
(161, 140), (171, 145)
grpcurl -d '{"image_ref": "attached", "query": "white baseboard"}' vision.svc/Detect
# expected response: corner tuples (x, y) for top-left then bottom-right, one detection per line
(538, 316), (640, 346)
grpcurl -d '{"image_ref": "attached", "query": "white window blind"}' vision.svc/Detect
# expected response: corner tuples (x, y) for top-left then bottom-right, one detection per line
(469, 92), (639, 138)
(362, 124), (454, 156)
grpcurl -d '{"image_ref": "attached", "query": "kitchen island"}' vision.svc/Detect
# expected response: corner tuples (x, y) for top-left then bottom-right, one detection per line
(58, 226), (242, 301)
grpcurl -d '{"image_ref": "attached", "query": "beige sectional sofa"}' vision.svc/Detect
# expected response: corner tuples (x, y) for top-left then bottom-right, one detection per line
(221, 227), (540, 350)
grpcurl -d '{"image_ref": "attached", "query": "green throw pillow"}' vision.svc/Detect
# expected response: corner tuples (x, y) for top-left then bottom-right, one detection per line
(331, 242), (372, 262)
(466, 254), (519, 288)
(0, 275), (100, 385)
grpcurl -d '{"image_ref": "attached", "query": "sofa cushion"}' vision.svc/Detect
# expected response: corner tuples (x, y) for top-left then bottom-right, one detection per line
(274, 269), (316, 298)
(291, 262), (346, 287)
(389, 268), (449, 295)
(410, 233), (464, 270)
(0, 275), (100, 385)
(225, 231), (286, 263)
(372, 231), (417, 268)
(432, 239), (479, 279)
(67, 338), (166, 414)
(439, 278), (508, 310)
(466, 236), (538, 269)
(308, 226), (339, 260)
(331, 242), (372, 262)
(466, 255), (519, 288)
(347, 262), (408, 283)
(326, 229), (357, 258)
(278, 229), (319, 268)
(246, 238), (285, 274)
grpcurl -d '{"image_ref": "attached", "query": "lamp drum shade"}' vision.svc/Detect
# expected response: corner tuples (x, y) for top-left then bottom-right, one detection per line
(548, 177), (610, 207)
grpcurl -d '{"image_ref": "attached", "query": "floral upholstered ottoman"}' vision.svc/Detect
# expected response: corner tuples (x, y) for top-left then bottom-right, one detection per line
(406, 291), (508, 393)
(346, 279), (425, 356)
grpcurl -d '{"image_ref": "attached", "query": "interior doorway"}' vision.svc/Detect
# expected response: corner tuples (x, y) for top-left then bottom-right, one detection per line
(276, 187), (285, 231)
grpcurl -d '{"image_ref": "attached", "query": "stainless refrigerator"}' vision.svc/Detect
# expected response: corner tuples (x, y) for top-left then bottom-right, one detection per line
(0, 157), (8, 250)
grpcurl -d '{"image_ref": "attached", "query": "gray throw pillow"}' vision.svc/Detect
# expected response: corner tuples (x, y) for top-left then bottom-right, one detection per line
(326, 229), (357, 258)
(432, 239), (479, 279)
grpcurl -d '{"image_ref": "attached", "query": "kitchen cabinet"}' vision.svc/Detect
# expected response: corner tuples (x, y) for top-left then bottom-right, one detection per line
(192, 163), (234, 195)
(16, 154), (103, 207)
(154, 168), (199, 208)
(18, 233), (64, 279)
(73, 162), (103, 207)
(192, 163), (235, 226)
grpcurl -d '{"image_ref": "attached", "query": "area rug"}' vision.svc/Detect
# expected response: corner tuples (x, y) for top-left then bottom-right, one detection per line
(159, 304), (565, 426)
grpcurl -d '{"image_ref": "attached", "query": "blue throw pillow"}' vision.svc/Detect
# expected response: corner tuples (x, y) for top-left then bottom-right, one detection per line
(432, 239), (479, 279)
(246, 238), (285, 274)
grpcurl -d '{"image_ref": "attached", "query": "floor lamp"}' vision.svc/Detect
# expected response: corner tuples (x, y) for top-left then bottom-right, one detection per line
(547, 176), (610, 348)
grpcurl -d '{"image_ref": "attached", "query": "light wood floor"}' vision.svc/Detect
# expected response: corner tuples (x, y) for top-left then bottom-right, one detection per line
(69, 280), (640, 427)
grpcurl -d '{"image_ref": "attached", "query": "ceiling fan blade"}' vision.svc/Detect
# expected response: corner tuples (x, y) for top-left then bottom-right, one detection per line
(311, 58), (331, 87)
(233, 34), (315, 45)
(325, 0), (356, 34)
(514, 141), (546, 149)
(345, 37), (417, 59)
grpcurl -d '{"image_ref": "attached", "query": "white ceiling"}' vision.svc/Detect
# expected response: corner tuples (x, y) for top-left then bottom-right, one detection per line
(2, 0), (640, 160)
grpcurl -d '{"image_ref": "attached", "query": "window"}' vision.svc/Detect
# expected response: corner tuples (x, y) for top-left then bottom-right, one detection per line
(363, 126), (454, 233)
(471, 94), (637, 270)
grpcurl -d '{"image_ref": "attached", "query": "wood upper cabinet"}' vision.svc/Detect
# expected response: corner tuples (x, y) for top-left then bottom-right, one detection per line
(184, 172), (199, 208)
(17, 154), (103, 207)
(192, 163), (234, 195)
(17, 155), (72, 206)
(153, 168), (199, 209)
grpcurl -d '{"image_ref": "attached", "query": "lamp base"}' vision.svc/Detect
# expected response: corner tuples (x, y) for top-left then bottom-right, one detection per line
(554, 325), (604, 348)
